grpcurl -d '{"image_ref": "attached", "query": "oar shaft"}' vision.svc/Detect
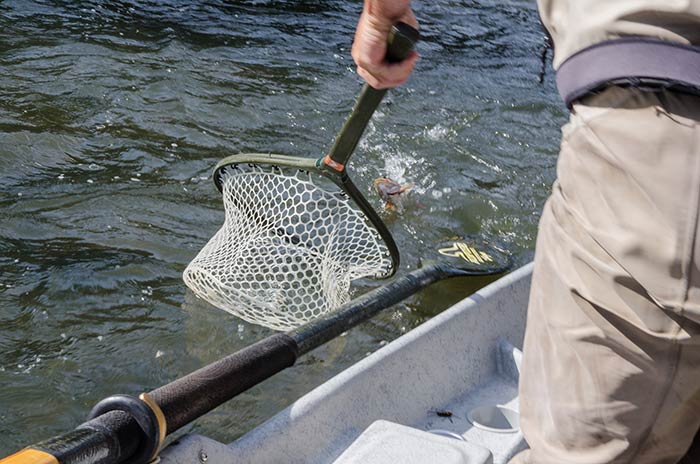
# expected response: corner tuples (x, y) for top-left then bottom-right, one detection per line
(291, 263), (451, 354)
(149, 263), (452, 433)
(21, 411), (140, 464)
(150, 333), (299, 434)
(2, 263), (456, 464)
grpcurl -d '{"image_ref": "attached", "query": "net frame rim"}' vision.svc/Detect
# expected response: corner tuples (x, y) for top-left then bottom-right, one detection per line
(213, 153), (397, 279)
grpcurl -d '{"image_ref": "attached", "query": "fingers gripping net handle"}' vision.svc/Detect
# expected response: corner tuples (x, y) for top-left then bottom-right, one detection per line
(183, 165), (393, 331)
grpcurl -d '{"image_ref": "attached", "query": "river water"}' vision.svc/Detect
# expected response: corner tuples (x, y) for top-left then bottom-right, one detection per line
(0, 0), (563, 453)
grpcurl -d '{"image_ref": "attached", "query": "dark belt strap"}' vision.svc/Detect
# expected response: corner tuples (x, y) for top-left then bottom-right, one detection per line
(556, 37), (700, 107)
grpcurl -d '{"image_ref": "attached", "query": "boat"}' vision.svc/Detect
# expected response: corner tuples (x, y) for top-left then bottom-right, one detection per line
(158, 263), (533, 464)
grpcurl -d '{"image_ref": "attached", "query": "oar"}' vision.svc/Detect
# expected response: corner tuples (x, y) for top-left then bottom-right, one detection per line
(1, 238), (510, 464)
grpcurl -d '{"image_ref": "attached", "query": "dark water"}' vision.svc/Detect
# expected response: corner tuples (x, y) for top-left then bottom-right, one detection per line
(0, 0), (564, 453)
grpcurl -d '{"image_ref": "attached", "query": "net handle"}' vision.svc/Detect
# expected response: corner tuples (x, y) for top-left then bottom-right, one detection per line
(325, 22), (419, 169)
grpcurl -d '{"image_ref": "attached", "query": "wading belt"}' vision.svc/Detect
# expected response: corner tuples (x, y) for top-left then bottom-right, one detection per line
(556, 37), (700, 108)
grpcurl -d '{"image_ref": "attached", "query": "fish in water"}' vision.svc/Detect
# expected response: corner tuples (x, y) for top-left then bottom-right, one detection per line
(373, 177), (414, 210)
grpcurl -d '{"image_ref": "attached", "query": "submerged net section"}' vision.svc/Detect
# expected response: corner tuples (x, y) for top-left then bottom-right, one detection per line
(184, 165), (392, 331)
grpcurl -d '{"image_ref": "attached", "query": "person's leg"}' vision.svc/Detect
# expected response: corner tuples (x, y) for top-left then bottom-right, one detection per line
(511, 87), (700, 464)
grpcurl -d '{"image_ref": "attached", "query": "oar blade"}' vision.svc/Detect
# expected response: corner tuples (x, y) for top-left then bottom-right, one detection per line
(428, 237), (512, 276)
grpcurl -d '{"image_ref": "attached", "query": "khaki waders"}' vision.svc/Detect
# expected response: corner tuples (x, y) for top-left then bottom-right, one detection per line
(511, 86), (700, 464)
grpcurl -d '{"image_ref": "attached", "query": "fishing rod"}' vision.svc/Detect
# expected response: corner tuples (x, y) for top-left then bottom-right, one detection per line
(1, 238), (510, 464)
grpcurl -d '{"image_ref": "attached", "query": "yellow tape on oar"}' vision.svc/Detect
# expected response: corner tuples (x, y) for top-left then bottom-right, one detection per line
(0, 449), (58, 464)
(438, 242), (493, 265)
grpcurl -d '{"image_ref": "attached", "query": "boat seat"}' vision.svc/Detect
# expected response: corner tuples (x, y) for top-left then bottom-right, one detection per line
(332, 420), (493, 464)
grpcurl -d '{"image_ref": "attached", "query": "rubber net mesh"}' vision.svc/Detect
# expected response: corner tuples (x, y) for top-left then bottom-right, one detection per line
(183, 165), (392, 331)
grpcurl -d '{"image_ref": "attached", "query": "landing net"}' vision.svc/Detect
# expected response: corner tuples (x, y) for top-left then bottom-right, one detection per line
(183, 165), (392, 331)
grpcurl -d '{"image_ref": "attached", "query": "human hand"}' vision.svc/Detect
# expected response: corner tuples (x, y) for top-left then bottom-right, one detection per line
(352, 0), (419, 89)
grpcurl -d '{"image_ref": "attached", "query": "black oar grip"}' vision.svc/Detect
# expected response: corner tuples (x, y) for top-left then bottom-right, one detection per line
(150, 333), (299, 434)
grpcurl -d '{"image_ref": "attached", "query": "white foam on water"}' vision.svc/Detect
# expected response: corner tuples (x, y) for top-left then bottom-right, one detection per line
(424, 123), (454, 141)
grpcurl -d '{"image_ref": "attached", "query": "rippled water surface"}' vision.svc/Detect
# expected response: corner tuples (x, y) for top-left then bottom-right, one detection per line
(0, 0), (564, 452)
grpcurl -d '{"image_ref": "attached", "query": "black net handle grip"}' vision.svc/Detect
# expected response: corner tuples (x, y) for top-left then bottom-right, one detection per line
(386, 22), (420, 63)
(326, 22), (419, 169)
